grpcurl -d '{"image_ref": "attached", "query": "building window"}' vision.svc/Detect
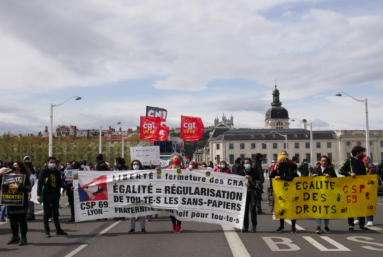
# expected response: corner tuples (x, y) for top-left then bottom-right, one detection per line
(346, 141), (351, 146)
(316, 142), (321, 148)
(317, 153), (321, 162)
(240, 154), (245, 160)
(262, 143), (267, 149)
(295, 142), (299, 149)
(229, 155), (234, 164)
(263, 154), (267, 164)
(294, 154), (300, 163)
(216, 155), (220, 163)
(306, 154), (311, 163)
(240, 143), (245, 149)
(381, 141), (383, 147)
(327, 153), (332, 161)
(229, 143), (234, 150)
(357, 141), (362, 146)
(251, 143), (256, 149)
(346, 153), (351, 158)
(216, 144), (220, 150)
(251, 154), (256, 161)
(273, 143), (277, 149)
(276, 121), (283, 129)
(305, 142), (310, 149)
(327, 142), (332, 148)
(381, 152), (383, 160)
(273, 154), (278, 162)
(370, 141), (373, 146)
(284, 143), (287, 149)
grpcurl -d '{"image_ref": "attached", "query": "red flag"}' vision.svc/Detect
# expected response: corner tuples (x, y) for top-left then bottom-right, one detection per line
(140, 116), (161, 140)
(149, 125), (169, 142)
(180, 115), (204, 141)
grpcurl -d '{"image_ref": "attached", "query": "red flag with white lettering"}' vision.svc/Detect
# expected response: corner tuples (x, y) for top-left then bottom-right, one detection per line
(149, 125), (169, 142)
(139, 116), (161, 140)
(180, 116), (204, 141)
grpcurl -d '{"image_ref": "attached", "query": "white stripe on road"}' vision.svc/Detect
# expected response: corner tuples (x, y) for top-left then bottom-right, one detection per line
(368, 226), (383, 231)
(96, 220), (122, 237)
(377, 203), (383, 206)
(303, 236), (351, 251)
(221, 225), (251, 257)
(65, 244), (88, 257)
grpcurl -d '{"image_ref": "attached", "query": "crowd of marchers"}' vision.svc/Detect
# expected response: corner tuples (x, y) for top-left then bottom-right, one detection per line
(0, 146), (382, 247)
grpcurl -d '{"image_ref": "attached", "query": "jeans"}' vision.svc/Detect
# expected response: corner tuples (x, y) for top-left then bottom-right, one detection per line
(131, 216), (145, 229)
(1, 205), (9, 219)
(316, 219), (329, 226)
(29, 201), (35, 215)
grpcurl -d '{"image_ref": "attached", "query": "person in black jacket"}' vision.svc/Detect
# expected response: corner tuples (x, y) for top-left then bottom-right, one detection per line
(338, 146), (370, 232)
(37, 156), (73, 238)
(0, 161), (31, 246)
(232, 157), (242, 175)
(312, 156), (337, 234)
(252, 153), (265, 214)
(270, 153), (299, 233)
(238, 158), (260, 233)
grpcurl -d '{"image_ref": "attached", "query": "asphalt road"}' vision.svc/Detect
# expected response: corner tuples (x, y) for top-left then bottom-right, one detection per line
(1, 180), (382, 257)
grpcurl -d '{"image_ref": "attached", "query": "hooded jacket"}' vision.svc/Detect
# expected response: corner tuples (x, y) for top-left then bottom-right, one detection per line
(252, 153), (265, 183)
(339, 157), (366, 176)
(312, 161), (337, 177)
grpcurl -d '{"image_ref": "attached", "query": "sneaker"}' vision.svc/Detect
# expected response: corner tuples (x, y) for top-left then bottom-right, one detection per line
(315, 227), (322, 234)
(49, 218), (52, 222)
(172, 224), (177, 233)
(367, 221), (374, 227)
(361, 226), (370, 232)
(349, 226), (354, 232)
(56, 229), (68, 235)
(291, 227), (297, 233)
(45, 231), (51, 238)
(128, 229), (135, 234)
(354, 219), (359, 225)
(175, 225), (182, 233)
(135, 217), (140, 221)
(146, 218), (151, 222)
(7, 236), (20, 244)
(19, 238), (27, 246)
(276, 227), (284, 232)
(324, 227), (331, 233)
(251, 227), (256, 233)
(141, 229), (147, 234)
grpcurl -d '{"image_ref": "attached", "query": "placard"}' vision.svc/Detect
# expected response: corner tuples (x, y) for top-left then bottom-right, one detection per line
(130, 146), (160, 165)
(1, 174), (26, 206)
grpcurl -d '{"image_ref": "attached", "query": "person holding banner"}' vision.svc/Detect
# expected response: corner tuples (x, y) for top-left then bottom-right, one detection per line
(238, 158), (260, 233)
(339, 146), (371, 232)
(270, 153), (299, 233)
(37, 156), (73, 238)
(128, 160), (147, 233)
(213, 161), (230, 173)
(312, 155), (337, 234)
(0, 161), (31, 246)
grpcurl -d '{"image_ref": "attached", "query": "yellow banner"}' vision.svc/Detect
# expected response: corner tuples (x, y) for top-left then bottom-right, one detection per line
(272, 175), (378, 220)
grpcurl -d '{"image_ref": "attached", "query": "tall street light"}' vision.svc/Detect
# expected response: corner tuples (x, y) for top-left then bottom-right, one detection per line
(336, 92), (370, 157)
(291, 118), (314, 167)
(121, 137), (129, 158)
(99, 121), (121, 154)
(49, 96), (81, 156)
(270, 131), (288, 150)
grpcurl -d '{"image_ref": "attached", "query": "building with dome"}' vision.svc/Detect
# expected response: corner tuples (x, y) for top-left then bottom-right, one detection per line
(204, 84), (383, 170)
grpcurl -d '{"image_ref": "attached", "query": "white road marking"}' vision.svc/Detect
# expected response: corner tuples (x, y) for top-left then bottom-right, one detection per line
(303, 236), (351, 251)
(65, 244), (88, 257)
(368, 226), (383, 232)
(96, 220), (122, 237)
(221, 225), (251, 257)
(263, 237), (301, 251)
(377, 203), (383, 206)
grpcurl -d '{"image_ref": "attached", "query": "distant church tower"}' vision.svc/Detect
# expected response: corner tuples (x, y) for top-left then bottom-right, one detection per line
(214, 113), (234, 129)
(265, 85), (290, 129)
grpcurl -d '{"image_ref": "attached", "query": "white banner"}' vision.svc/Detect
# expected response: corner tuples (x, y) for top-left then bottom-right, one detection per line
(74, 170), (247, 229)
(130, 146), (160, 165)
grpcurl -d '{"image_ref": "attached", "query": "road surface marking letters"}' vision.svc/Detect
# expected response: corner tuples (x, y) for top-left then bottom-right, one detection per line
(262, 237), (301, 251)
(303, 236), (351, 251)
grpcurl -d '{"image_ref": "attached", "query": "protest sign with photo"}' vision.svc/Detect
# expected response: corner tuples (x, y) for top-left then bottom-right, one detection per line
(272, 175), (378, 220)
(130, 146), (160, 165)
(74, 170), (247, 229)
(1, 174), (26, 206)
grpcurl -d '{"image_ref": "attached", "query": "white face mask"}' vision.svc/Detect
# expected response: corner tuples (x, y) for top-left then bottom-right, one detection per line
(133, 165), (139, 170)
(48, 163), (56, 169)
(220, 164), (226, 168)
(189, 165), (193, 169)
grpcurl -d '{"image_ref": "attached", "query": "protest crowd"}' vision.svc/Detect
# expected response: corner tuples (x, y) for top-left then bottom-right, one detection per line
(0, 145), (382, 247)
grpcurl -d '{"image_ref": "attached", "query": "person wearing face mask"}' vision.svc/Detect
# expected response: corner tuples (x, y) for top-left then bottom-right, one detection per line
(0, 161), (31, 246)
(37, 156), (73, 238)
(156, 153), (185, 232)
(114, 157), (128, 171)
(127, 160), (147, 233)
(270, 153), (299, 233)
(238, 158), (260, 233)
(214, 161), (230, 173)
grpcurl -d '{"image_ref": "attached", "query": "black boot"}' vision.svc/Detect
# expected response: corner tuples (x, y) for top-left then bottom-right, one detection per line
(19, 238), (27, 246)
(7, 236), (20, 244)
(56, 229), (68, 235)
(45, 230), (51, 238)
(27, 214), (35, 221)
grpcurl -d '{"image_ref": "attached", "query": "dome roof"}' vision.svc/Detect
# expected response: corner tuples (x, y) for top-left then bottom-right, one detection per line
(265, 107), (289, 120)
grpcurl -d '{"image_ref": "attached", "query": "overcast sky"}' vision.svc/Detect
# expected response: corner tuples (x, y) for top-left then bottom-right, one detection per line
(1, 0), (382, 135)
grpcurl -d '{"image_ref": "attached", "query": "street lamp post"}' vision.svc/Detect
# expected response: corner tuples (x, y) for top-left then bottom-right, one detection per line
(122, 137), (129, 158)
(291, 118), (314, 167)
(336, 92), (370, 157)
(270, 131), (288, 150)
(99, 121), (121, 154)
(49, 96), (81, 156)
